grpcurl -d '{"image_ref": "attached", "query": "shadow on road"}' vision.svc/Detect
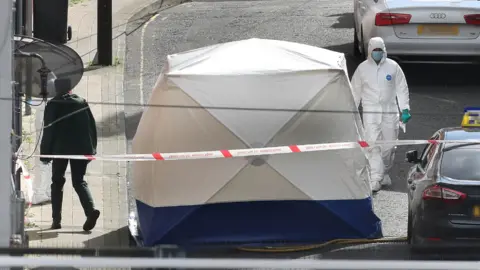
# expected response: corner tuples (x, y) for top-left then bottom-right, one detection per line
(98, 111), (142, 140)
(124, 111), (142, 140)
(153, 242), (480, 261)
(404, 64), (478, 87)
(84, 226), (130, 248)
(324, 42), (480, 87)
(323, 42), (361, 77)
(327, 13), (354, 29)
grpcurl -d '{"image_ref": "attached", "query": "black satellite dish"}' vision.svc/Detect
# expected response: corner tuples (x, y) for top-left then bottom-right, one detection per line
(13, 35), (84, 98)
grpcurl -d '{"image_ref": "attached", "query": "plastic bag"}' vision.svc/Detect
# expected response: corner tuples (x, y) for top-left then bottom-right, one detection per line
(31, 162), (51, 205)
(30, 102), (52, 205)
(16, 159), (33, 205)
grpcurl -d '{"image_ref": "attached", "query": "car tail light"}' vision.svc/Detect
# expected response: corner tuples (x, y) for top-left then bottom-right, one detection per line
(427, 237), (442, 241)
(422, 185), (466, 201)
(464, 14), (480, 25)
(375, 13), (412, 26)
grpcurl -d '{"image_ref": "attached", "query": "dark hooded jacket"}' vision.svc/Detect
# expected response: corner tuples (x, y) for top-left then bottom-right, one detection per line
(40, 93), (97, 161)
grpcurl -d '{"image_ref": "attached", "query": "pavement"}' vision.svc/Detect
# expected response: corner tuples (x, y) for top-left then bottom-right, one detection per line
(123, 0), (480, 258)
(20, 0), (169, 250)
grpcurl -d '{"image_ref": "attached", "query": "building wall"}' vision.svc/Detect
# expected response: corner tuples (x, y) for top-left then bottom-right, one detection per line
(0, 0), (13, 248)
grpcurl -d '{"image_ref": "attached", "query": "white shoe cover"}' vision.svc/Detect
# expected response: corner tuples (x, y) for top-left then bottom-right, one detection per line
(371, 181), (382, 192)
(381, 174), (392, 186)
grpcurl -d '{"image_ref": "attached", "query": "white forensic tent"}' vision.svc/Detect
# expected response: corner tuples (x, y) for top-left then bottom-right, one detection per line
(132, 38), (382, 247)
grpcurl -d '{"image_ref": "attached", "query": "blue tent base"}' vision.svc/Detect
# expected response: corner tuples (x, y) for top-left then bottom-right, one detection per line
(136, 198), (383, 247)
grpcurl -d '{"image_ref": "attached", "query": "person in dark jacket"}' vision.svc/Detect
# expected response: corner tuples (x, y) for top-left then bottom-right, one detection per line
(40, 81), (100, 231)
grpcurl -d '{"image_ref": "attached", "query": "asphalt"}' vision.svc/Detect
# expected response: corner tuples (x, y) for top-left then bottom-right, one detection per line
(123, 0), (480, 258)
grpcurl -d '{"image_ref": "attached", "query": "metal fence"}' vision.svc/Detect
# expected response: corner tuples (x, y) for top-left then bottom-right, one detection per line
(10, 189), (26, 249)
(1, 256), (480, 270)
(1, 242), (480, 269)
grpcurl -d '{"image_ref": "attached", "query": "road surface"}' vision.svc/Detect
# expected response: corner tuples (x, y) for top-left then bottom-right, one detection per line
(123, 0), (480, 253)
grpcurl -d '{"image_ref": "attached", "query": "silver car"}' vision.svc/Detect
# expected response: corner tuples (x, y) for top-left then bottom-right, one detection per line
(353, 0), (480, 64)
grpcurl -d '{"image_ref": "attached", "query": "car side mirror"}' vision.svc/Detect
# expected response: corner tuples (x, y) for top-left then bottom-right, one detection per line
(405, 150), (420, 163)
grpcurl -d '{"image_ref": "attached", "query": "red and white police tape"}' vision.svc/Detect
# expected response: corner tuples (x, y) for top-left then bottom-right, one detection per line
(27, 139), (480, 161)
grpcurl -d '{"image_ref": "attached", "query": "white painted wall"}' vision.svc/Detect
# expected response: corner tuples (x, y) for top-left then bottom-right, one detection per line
(0, 0), (13, 248)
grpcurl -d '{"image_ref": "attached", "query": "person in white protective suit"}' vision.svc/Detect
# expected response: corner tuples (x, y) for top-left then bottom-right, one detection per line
(351, 37), (411, 192)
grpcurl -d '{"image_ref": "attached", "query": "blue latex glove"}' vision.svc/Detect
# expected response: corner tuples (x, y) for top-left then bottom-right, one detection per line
(401, 109), (411, 123)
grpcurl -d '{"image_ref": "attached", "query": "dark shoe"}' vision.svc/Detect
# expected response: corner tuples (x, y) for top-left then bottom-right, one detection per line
(83, 209), (100, 231)
(51, 222), (61, 230)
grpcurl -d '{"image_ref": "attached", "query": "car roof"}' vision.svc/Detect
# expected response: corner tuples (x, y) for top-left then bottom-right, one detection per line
(441, 127), (480, 149)
(443, 127), (480, 140)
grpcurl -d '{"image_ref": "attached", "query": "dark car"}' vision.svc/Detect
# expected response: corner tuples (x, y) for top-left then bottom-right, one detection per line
(406, 127), (480, 251)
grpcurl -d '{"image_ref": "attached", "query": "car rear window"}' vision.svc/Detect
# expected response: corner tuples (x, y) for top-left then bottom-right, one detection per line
(441, 148), (480, 181)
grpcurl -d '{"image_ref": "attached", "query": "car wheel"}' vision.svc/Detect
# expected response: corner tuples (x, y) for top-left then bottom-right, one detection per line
(67, 26), (72, 41)
(360, 29), (368, 60)
(408, 212), (422, 253)
(353, 26), (361, 58)
(407, 210), (413, 244)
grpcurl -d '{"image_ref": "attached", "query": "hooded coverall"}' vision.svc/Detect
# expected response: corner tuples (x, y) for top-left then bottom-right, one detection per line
(351, 37), (410, 191)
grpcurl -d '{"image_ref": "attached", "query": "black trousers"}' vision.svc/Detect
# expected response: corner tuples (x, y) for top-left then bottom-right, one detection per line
(51, 159), (95, 222)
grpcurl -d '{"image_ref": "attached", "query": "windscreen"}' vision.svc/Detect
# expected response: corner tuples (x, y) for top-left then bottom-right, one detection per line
(441, 147), (480, 181)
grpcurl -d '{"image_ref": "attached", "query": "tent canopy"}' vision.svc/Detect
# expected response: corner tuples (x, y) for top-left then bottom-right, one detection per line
(132, 38), (381, 247)
(166, 38), (348, 75)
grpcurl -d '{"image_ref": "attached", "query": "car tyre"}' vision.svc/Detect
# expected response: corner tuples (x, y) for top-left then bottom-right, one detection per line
(407, 210), (413, 243)
(408, 211), (421, 253)
(353, 26), (361, 58)
(359, 28), (367, 60)
(67, 26), (72, 41)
